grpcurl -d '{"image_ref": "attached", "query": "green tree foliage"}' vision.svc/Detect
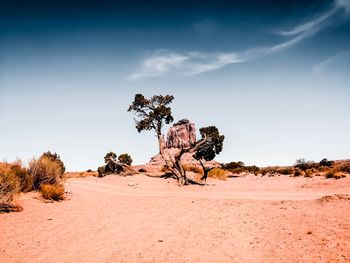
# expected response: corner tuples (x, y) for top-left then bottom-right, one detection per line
(193, 126), (225, 182)
(128, 94), (225, 186)
(128, 94), (174, 136)
(319, 158), (334, 167)
(118, 153), (133, 166)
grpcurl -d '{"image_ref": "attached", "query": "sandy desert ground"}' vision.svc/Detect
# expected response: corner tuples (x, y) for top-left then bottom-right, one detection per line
(1, 174), (350, 263)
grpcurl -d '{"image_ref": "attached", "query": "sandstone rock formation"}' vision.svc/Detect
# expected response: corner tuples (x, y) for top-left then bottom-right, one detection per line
(144, 119), (220, 171)
(166, 119), (196, 149)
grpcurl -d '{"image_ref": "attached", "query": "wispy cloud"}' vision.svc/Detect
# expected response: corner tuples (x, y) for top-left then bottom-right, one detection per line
(128, 51), (241, 80)
(129, 0), (350, 80)
(279, 0), (350, 36)
(312, 50), (350, 75)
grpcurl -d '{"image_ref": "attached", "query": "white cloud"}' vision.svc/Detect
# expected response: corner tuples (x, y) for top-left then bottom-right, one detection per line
(129, 0), (350, 80)
(128, 51), (242, 80)
(279, 0), (349, 36)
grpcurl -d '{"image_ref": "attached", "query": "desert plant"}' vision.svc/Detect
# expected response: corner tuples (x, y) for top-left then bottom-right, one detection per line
(325, 169), (336, 178)
(193, 126), (225, 183)
(28, 156), (64, 190)
(338, 163), (350, 173)
(118, 153), (133, 166)
(183, 164), (203, 174)
(294, 158), (318, 171)
(223, 161), (245, 170)
(304, 169), (315, 178)
(319, 158), (334, 167)
(293, 169), (303, 177)
(208, 168), (228, 180)
(128, 94), (224, 186)
(277, 167), (294, 175)
(138, 168), (147, 173)
(41, 151), (65, 173)
(0, 162), (21, 206)
(40, 184), (65, 201)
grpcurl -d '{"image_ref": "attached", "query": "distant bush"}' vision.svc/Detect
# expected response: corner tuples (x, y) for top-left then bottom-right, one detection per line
(278, 167), (294, 175)
(325, 170), (335, 179)
(294, 158), (317, 171)
(208, 168), (228, 180)
(227, 167), (246, 174)
(138, 168), (146, 173)
(325, 169), (346, 179)
(245, 165), (260, 175)
(319, 158), (334, 167)
(222, 161), (245, 170)
(293, 169), (302, 177)
(28, 156), (64, 190)
(104, 152), (117, 163)
(64, 171), (98, 178)
(338, 163), (350, 174)
(40, 184), (65, 201)
(304, 169), (315, 178)
(118, 153), (133, 166)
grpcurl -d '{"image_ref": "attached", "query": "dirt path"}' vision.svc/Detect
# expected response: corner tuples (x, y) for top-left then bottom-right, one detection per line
(1, 175), (350, 262)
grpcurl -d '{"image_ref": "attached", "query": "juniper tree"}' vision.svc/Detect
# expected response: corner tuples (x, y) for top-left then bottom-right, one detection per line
(193, 126), (225, 183)
(128, 94), (223, 186)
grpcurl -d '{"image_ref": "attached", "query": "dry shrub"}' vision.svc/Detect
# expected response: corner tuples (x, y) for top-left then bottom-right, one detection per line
(208, 168), (228, 180)
(338, 163), (350, 174)
(160, 165), (170, 173)
(183, 164), (202, 174)
(304, 169), (315, 178)
(325, 169), (336, 179)
(28, 156), (64, 190)
(40, 184), (65, 201)
(0, 162), (21, 205)
(324, 169), (346, 179)
(64, 171), (98, 178)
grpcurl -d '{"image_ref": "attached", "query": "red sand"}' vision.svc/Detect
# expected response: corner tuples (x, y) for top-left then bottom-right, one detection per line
(1, 174), (350, 262)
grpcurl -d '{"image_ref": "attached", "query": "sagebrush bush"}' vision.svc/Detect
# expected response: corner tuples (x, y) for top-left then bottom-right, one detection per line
(278, 167), (294, 175)
(28, 156), (64, 190)
(325, 169), (346, 179)
(208, 168), (228, 180)
(0, 162), (21, 205)
(325, 170), (336, 178)
(40, 184), (65, 201)
(41, 151), (65, 173)
(338, 163), (350, 173)
(293, 169), (302, 177)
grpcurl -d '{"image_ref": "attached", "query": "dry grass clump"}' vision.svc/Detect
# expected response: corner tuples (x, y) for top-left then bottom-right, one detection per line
(0, 162), (22, 211)
(64, 171), (98, 178)
(183, 164), (202, 174)
(28, 156), (64, 190)
(338, 163), (350, 174)
(325, 169), (346, 179)
(40, 184), (65, 201)
(208, 168), (229, 180)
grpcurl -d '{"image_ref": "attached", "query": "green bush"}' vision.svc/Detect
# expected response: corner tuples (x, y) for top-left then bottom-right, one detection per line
(118, 153), (133, 166)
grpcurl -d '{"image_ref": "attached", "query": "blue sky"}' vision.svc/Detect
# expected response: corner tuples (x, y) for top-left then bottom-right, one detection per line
(1, 0), (350, 171)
